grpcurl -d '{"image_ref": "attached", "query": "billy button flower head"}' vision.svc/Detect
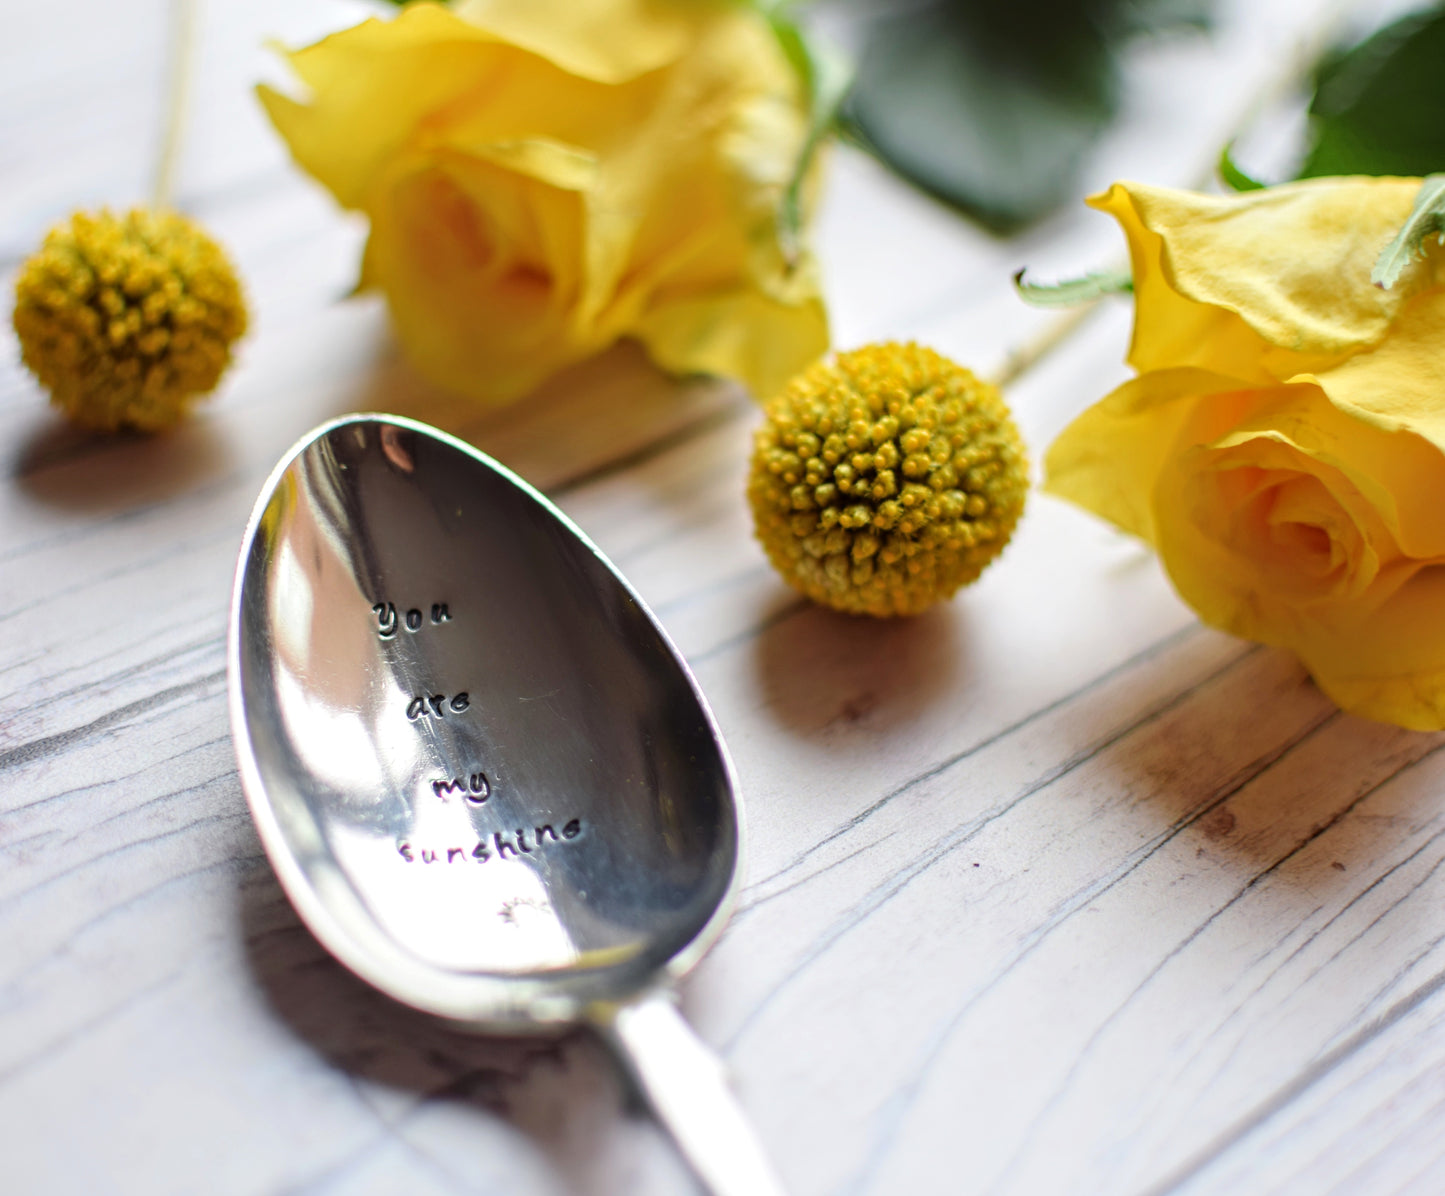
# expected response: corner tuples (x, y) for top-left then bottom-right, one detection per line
(749, 342), (1028, 616)
(13, 208), (247, 432)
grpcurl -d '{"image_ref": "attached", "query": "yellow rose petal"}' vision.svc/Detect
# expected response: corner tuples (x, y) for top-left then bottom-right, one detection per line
(1305, 564), (1445, 731)
(1157, 416), (1390, 626)
(1289, 293), (1445, 559)
(1044, 367), (1245, 542)
(1090, 185), (1280, 382)
(362, 158), (594, 399)
(1302, 286), (1445, 447)
(1092, 177), (1435, 370)
(259, 7), (511, 208)
(452, 0), (697, 84)
(636, 276), (829, 402)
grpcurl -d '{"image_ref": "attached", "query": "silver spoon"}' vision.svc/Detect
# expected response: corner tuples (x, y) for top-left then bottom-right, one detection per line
(228, 414), (785, 1196)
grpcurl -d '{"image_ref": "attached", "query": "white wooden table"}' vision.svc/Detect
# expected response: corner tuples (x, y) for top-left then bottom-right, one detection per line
(5, 2), (1445, 1193)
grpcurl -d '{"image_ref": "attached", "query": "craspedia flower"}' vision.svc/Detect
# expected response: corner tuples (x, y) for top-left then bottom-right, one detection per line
(13, 208), (247, 432)
(748, 342), (1028, 617)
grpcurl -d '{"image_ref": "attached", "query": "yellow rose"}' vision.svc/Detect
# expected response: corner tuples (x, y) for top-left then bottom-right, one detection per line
(259, 0), (828, 403)
(1046, 177), (1445, 730)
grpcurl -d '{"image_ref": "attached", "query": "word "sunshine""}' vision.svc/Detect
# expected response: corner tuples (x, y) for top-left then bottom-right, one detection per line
(398, 819), (582, 865)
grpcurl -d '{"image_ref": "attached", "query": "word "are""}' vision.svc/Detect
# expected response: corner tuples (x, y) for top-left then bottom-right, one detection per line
(374, 602), (451, 639)
(407, 693), (469, 721)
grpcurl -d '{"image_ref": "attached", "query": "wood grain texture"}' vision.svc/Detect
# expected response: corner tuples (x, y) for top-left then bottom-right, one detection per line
(3, 1), (1443, 1194)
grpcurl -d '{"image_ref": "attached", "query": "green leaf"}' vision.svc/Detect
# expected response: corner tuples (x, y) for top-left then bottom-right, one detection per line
(1013, 266), (1133, 306)
(761, 7), (851, 266)
(841, 0), (1211, 233)
(1372, 174), (1445, 290)
(1299, 7), (1445, 179)
(843, 3), (1116, 233)
(1218, 142), (1267, 191)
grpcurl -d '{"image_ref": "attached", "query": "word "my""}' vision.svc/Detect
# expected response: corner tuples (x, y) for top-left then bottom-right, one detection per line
(374, 602), (451, 639)
(430, 772), (490, 803)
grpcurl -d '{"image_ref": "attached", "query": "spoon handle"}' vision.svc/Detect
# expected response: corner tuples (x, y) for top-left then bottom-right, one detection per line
(597, 991), (789, 1196)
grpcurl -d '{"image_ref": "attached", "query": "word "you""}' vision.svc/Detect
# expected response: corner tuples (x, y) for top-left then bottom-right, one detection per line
(374, 602), (451, 639)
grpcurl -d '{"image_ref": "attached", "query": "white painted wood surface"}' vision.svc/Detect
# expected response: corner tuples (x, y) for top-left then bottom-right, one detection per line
(3, 2), (1444, 1193)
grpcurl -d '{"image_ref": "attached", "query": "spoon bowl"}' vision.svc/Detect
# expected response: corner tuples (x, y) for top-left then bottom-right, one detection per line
(229, 415), (784, 1195)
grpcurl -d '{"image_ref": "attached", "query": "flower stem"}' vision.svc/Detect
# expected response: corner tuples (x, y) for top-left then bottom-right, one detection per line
(153, 0), (199, 209)
(990, 300), (1103, 392)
